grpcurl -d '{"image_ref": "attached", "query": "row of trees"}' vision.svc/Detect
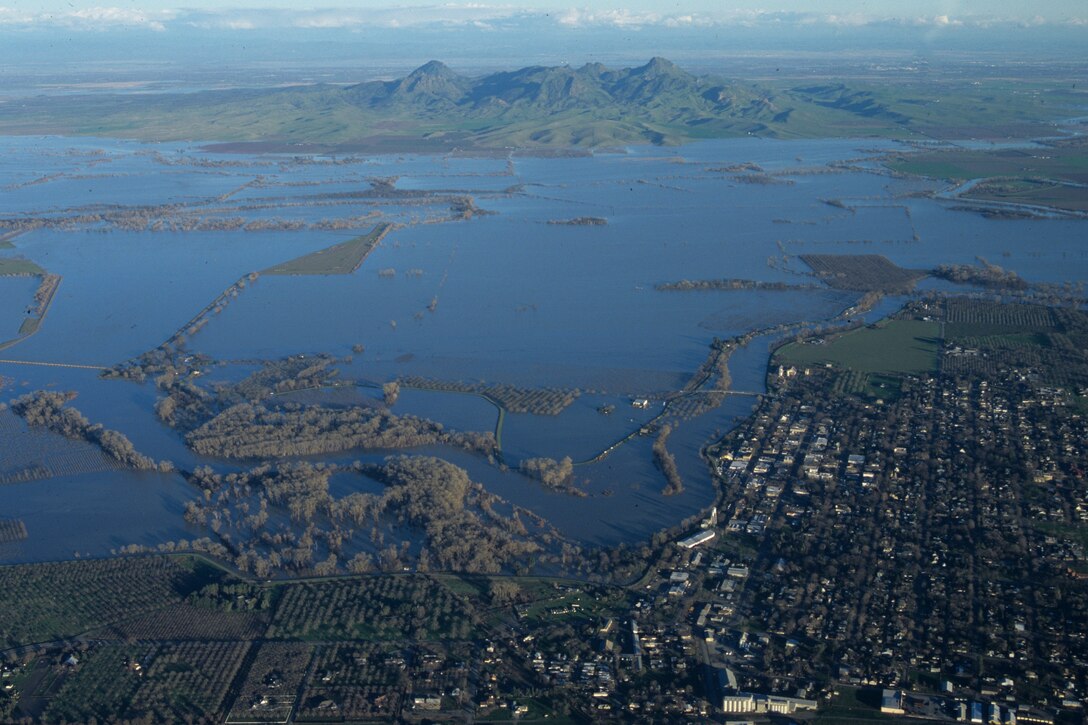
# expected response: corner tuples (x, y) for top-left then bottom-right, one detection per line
(11, 391), (167, 471)
(932, 259), (1028, 289)
(652, 425), (683, 495)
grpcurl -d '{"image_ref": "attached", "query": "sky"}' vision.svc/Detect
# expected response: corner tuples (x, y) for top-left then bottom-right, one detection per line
(1, 1), (1084, 85)
(1, 0), (1085, 31)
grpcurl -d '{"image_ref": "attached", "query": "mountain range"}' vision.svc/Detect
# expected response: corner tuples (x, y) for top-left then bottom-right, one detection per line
(0, 58), (1075, 150)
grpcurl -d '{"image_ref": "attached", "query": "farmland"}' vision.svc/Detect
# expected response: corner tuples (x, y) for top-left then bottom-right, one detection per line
(0, 556), (227, 647)
(799, 254), (927, 293)
(940, 299), (1088, 386)
(266, 576), (477, 641)
(886, 138), (1088, 213)
(0, 409), (128, 484)
(42, 641), (250, 723)
(295, 643), (406, 721)
(400, 376), (580, 416)
(776, 319), (942, 377)
(0, 519), (27, 544)
(964, 178), (1088, 213)
(887, 139), (1088, 184)
(0, 557), (524, 722)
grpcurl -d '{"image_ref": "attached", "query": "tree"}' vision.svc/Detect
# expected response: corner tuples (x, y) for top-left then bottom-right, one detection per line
(383, 381), (401, 406)
(488, 579), (521, 606)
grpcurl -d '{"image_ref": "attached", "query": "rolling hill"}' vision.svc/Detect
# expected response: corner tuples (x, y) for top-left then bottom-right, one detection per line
(0, 58), (1077, 150)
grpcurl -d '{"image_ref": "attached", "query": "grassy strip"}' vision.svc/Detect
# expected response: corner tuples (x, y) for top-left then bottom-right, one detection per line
(263, 222), (393, 276)
(0, 258), (44, 276)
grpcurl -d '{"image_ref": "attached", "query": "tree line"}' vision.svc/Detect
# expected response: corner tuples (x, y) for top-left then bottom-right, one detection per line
(11, 391), (169, 472)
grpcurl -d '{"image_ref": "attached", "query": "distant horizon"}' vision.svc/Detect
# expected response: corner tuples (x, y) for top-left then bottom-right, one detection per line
(2, 2), (1086, 59)
(3, 20), (1087, 88)
(6, 1), (1088, 30)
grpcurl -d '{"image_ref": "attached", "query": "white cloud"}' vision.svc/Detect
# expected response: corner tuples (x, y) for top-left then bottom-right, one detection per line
(1, 4), (1083, 33)
(195, 5), (525, 30)
(0, 5), (172, 30)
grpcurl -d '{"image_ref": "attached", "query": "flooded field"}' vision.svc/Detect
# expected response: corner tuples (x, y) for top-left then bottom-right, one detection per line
(1, 135), (1086, 562)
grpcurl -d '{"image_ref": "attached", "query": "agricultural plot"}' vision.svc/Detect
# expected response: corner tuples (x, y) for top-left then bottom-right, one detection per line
(45, 641), (252, 722)
(941, 300), (1088, 387)
(226, 642), (313, 724)
(263, 222), (392, 275)
(887, 139), (1088, 212)
(42, 644), (145, 723)
(0, 409), (119, 484)
(944, 298), (1057, 335)
(400, 376), (579, 416)
(92, 602), (271, 641)
(888, 140), (1088, 179)
(0, 556), (221, 647)
(800, 254), (926, 293)
(0, 518), (28, 543)
(266, 576), (477, 641)
(964, 178), (1088, 213)
(131, 641), (252, 722)
(296, 643), (406, 721)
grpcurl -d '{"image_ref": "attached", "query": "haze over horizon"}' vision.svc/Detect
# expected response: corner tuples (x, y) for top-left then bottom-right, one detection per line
(1, 0), (1086, 88)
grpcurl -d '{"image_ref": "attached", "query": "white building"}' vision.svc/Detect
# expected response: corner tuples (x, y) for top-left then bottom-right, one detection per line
(678, 530), (716, 549)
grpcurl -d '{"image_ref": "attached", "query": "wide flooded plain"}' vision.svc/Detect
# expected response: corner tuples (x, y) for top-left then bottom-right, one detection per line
(1, 135), (1086, 561)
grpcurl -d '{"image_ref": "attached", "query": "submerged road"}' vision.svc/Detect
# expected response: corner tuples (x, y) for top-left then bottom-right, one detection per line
(0, 359), (108, 371)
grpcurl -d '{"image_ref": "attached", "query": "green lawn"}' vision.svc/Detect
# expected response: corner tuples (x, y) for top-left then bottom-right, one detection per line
(814, 686), (892, 725)
(777, 320), (941, 376)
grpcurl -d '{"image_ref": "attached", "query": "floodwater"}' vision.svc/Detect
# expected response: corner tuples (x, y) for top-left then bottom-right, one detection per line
(1, 134), (1087, 560)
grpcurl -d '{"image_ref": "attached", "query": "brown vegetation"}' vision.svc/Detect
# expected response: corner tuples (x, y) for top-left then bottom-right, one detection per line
(652, 425), (683, 495)
(932, 258), (1028, 290)
(519, 456), (583, 496)
(546, 216), (607, 226)
(800, 253), (926, 293)
(185, 403), (496, 459)
(10, 391), (167, 471)
(656, 278), (818, 292)
(399, 376), (579, 416)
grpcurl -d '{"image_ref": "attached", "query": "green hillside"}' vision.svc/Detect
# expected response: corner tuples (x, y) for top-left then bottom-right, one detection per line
(0, 58), (1080, 149)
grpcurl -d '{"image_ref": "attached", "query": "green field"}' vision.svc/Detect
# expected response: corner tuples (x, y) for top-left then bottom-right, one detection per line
(0, 258), (44, 276)
(887, 139), (1088, 212)
(263, 223), (392, 275)
(889, 143), (1088, 183)
(813, 687), (892, 725)
(777, 319), (941, 376)
(963, 178), (1088, 212)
